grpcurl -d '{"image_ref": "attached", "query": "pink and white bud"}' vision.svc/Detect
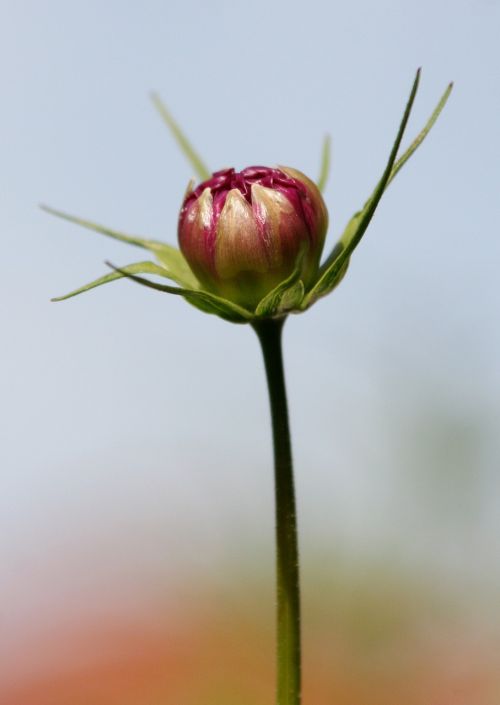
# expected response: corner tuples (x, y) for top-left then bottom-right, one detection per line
(178, 166), (328, 308)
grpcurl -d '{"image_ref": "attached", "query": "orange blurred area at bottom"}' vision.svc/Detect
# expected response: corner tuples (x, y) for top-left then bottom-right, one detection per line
(2, 590), (500, 705)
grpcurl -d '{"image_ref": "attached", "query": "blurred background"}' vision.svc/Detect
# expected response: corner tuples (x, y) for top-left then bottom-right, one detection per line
(1, 0), (500, 703)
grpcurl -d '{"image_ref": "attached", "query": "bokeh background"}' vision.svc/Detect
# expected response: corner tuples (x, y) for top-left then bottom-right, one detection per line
(1, 0), (500, 702)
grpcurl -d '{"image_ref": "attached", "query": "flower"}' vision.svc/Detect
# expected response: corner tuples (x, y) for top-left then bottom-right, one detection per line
(46, 70), (452, 324)
(178, 166), (328, 308)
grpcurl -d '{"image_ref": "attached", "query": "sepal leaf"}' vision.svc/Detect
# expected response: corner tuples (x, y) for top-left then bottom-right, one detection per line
(42, 204), (199, 288)
(51, 261), (171, 301)
(305, 73), (452, 309)
(151, 94), (211, 181)
(255, 248), (307, 317)
(152, 246), (199, 288)
(301, 259), (349, 310)
(388, 81), (453, 187)
(317, 135), (331, 193)
(106, 263), (253, 324)
(303, 69), (422, 307)
(279, 281), (305, 313)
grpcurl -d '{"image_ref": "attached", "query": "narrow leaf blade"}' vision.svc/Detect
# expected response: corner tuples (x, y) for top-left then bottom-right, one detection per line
(317, 135), (331, 192)
(327, 82), (452, 260)
(300, 259), (349, 310)
(42, 204), (199, 288)
(151, 94), (211, 181)
(107, 263), (253, 323)
(255, 248), (307, 317)
(305, 69), (422, 306)
(150, 245), (199, 288)
(388, 82), (453, 186)
(280, 280), (305, 313)
(41, 205), (163, 250)
(52, 261), (170, 301)
(182, 293), (250, 323)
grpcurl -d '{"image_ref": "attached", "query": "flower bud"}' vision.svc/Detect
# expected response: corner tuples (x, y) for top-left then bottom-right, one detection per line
(178, 166), (328, 308)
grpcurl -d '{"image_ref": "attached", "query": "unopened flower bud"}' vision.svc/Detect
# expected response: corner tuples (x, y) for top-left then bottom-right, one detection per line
(178, 166), (328, 308)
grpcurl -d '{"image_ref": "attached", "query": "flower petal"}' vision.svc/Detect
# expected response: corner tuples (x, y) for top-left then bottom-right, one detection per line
(215, 189), (267, 279)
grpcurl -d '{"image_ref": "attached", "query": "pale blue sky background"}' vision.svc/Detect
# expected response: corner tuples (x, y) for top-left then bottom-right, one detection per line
(1, 0), (499, 645)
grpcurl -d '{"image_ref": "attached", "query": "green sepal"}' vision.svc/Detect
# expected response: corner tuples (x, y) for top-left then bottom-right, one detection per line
(51, 261), (172, 301)
(317, 135), (331, 193)
(387, 81), (453, 188)
(182, 292), (252, 323)
(255, 249), (307, 318)
(280, 280), (305, 313)
(301, 259), (349, 310)
(41, 205), (199, 289)
(106, 263), (253, 324)
(305, 73), (452, 309)
(302, 69), (422, 308)
(152, 246), (199, 288)
(151, 94), (211, 182)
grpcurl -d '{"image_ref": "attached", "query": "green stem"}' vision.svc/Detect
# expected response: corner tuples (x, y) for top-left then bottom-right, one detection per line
(253, 317), (301, 705)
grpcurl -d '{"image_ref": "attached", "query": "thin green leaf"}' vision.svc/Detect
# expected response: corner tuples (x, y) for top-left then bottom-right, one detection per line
(106, 263), (253, 323)
(388, 82), (453, 186)
(181, 293), (250, 323)
(151, 94), (211, 181)
(51, 261), (170, 301)
(42, 204), (199, 288)
(304, 69), (422, 306)
(300, 259), (349, 310)
(317, 135), (331, 192)
(151, 246), (199, 288)
(41, 204), (164, 249)
(255, 248), (307, 317)
(334, 80), (452, 255)
(280, 280), (305, 313)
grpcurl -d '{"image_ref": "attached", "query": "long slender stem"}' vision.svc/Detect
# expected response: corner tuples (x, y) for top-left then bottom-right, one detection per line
(253, 317), (301, 705)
